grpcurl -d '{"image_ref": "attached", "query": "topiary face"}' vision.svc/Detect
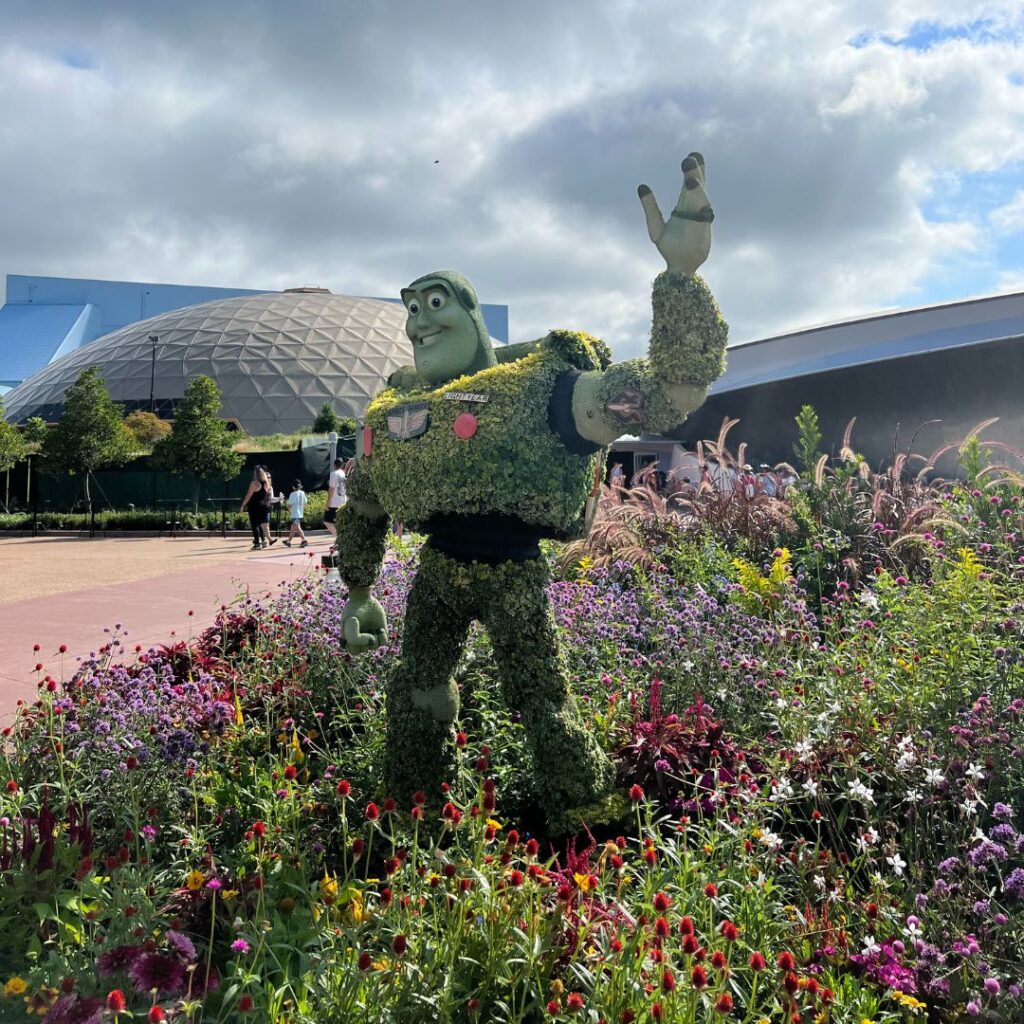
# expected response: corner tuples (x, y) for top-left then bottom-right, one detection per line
(401, 274), (495, 385)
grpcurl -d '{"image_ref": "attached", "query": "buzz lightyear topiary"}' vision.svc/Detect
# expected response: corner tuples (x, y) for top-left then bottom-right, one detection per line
(336, 152), (728, 818)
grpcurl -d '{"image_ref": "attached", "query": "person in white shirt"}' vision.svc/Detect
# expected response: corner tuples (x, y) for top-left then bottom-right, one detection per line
(283, 479), (308, 548)
(324, 458), (347, 537)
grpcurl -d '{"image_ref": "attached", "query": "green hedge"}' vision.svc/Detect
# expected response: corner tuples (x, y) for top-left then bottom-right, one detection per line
(0, 490), (329, 533)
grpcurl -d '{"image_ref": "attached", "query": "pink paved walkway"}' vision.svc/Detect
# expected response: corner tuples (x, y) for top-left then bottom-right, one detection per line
(0, 543), (331, 717)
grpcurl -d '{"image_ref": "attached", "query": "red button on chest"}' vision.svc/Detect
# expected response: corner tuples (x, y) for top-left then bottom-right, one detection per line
(453, 412), (478, 439)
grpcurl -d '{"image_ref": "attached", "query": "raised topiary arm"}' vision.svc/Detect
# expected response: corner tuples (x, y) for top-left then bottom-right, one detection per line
(568, 152), (728, 446)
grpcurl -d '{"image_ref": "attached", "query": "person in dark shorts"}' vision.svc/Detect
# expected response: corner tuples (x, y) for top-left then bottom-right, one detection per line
(324, 458), (347, 537)
(241, 465), (277, 549)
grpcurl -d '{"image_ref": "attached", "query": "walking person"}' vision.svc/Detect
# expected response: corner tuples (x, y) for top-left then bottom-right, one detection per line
(323, 458), (347, 538)
(241, 465), (277, 549)
(283, 479), (308, 547)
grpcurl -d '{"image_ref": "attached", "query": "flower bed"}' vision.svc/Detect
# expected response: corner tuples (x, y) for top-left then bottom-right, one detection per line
(2, 481), (1023, 1022)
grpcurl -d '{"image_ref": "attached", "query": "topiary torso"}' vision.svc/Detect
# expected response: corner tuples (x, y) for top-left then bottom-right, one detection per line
(356, 331), (605, 539)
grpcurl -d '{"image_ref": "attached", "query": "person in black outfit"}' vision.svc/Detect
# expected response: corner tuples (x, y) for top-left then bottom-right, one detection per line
(241, 466), (277, 549)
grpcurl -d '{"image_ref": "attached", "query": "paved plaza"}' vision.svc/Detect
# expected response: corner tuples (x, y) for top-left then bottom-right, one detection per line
(0, 533), (335, 715)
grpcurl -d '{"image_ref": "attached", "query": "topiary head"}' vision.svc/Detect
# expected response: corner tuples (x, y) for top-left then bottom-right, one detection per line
(401, 270), (497, 385)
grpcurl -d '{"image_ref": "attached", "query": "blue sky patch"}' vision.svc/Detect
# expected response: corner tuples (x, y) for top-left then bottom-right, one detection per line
(850, 18), (1020, 52)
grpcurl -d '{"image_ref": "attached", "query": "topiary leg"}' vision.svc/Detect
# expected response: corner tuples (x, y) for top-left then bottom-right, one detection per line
(384, 565), (471, 805)
(480, 560), (614, 814)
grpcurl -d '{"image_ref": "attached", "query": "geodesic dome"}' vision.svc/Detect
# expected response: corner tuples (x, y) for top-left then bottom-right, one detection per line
(2, 291), (415, 434)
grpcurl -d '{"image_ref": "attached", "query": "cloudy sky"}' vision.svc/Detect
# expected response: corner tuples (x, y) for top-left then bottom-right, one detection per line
(1, 1), (1022, 356)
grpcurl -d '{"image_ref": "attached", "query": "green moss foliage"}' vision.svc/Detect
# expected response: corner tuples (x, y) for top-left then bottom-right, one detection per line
(648, 271), (728, 386)
(384, 547), (614, 813)
(359, 344), (604, 534)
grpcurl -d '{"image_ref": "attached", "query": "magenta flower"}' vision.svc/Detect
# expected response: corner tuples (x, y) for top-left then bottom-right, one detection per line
(206, 878), (222, 890)
(231, 938), (250, 954)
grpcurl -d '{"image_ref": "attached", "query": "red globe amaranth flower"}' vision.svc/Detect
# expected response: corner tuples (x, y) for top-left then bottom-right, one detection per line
(628, 784), (645, 803)
(620, 1012), (635, 1024)
(351, 838), (365, 858)
(238, 995), (254, 1013)
(507, 869), (525, 887)
(749, 951), (766, 972)
(358, 951), (372, 971)
(148, 1009), (166, 1024)
(710, 950), (727, 971)
(661, 969), (676, 993)
(679, 916), (695, 936)
(720, 920), (739, 942)
(441, 802), (463, 825)
(412, 790), (426, 805)
(365, 802), (380, 821)
(336, 779), (351, 797)
(392, 934), (408, 955)
(783, 971), (800, 996)
(252, 820), (266, 838)
(714, 992), (734, 1014)
(682, 934), (699, 955)
(106, 990), (127, 1012)
(382, 797), (396, 813)
(5, 780), (17, 793)
(651, 1001), (664, 1020)
(455, 731), (468, 747)
(566, 992), (585, 1010)
(704, 883), (718, 898)
(691, 965), (708, 989)
(546, 1000), (560, 1015)
(777, 951), (796, 971)
(653, 891), (671, 912)
(654, 916), (670, 938)
(283, 765), (297, 780)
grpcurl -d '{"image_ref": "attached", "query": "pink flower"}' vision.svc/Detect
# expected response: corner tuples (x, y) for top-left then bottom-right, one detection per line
(231, 939), (250, 954)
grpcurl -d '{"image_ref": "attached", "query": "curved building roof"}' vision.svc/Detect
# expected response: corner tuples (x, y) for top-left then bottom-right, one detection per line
(2, 290), (415, 434)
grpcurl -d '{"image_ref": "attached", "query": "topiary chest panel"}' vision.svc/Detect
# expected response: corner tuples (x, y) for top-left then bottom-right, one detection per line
(361, 353), (600, 533)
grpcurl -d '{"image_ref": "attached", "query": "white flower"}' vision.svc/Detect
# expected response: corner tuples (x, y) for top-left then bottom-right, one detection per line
(802, 778), (819, 799)
(770, 778), (795, 802)
(793, 738), (814, 759)
(862, 935), (880, 956)
(847, 779), (875, 804)
(896, 734), (914, 751)
(775, 697), (788, 711)
(905, 789), (922, 804)
(761, 829), (784, 851)
(904, 919), (923, 940)
(680, 660), (695, 672)
(886, 852), (907, 876)
(232, 917), (244, 932)
(858, 590), (880, 611)
(855, 827), (879, 854)
(960, 799), (980, 816)
(924, 767), (945, 787)
(812, 873), (826, 890)
(896, 750), (916, 770)
(966, 762), (985, 783)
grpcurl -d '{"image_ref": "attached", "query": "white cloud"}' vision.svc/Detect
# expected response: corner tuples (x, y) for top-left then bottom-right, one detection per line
(0, 1), (1021, 356)
(990, 191), (1024, 233)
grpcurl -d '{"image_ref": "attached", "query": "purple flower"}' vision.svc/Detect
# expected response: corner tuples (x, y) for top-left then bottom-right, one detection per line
(966, 1000), (981, 1016)
(166, 929), (197, 963)
(96, 944), (142, 978)
(231, 938), (250, 953)
(1004, 867), (1024, 900)
(41, 996), (104, 1024)
(206, 878), (222, 890)
(937, 856), (960, 876)
(967, 840), (1007, 866)
(989, 823), (1017, 843)
(128, 951), (186, 995)
(993, 802), (1014, 821)
(984, 977), (1001, 996)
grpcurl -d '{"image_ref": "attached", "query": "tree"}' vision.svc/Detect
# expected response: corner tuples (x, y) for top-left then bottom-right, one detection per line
(0, 400), (27, 510)
(154, 375), (244, 511)
(311, 401), (341, 434)
(124, 410), (171, 451)
(21, 417), (49, 506)
(42, 367), (133, 507)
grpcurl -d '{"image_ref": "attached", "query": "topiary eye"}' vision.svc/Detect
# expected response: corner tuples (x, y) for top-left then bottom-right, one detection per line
(407, 299), (420, 316)
(427, 291), (447, 310)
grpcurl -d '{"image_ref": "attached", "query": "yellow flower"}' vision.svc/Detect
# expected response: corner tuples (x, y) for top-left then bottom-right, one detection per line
(185, 870), (205, 891)
(891, 991), (926, 1014)
(486, 818), (503, 830)
(221, 889), (239, 901)
(3, 977), (27, 996)
(574, 872), (595, 893)
(320, 871), (338, 901)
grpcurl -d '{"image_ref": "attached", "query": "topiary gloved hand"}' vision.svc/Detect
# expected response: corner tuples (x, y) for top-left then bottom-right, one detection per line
(342, 586), (388, 652)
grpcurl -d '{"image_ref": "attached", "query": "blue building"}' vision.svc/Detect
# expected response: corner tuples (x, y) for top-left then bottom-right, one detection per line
(0, 274), (510, 396)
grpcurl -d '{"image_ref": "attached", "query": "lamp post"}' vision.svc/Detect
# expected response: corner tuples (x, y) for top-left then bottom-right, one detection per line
(148, 335), (158, 414)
